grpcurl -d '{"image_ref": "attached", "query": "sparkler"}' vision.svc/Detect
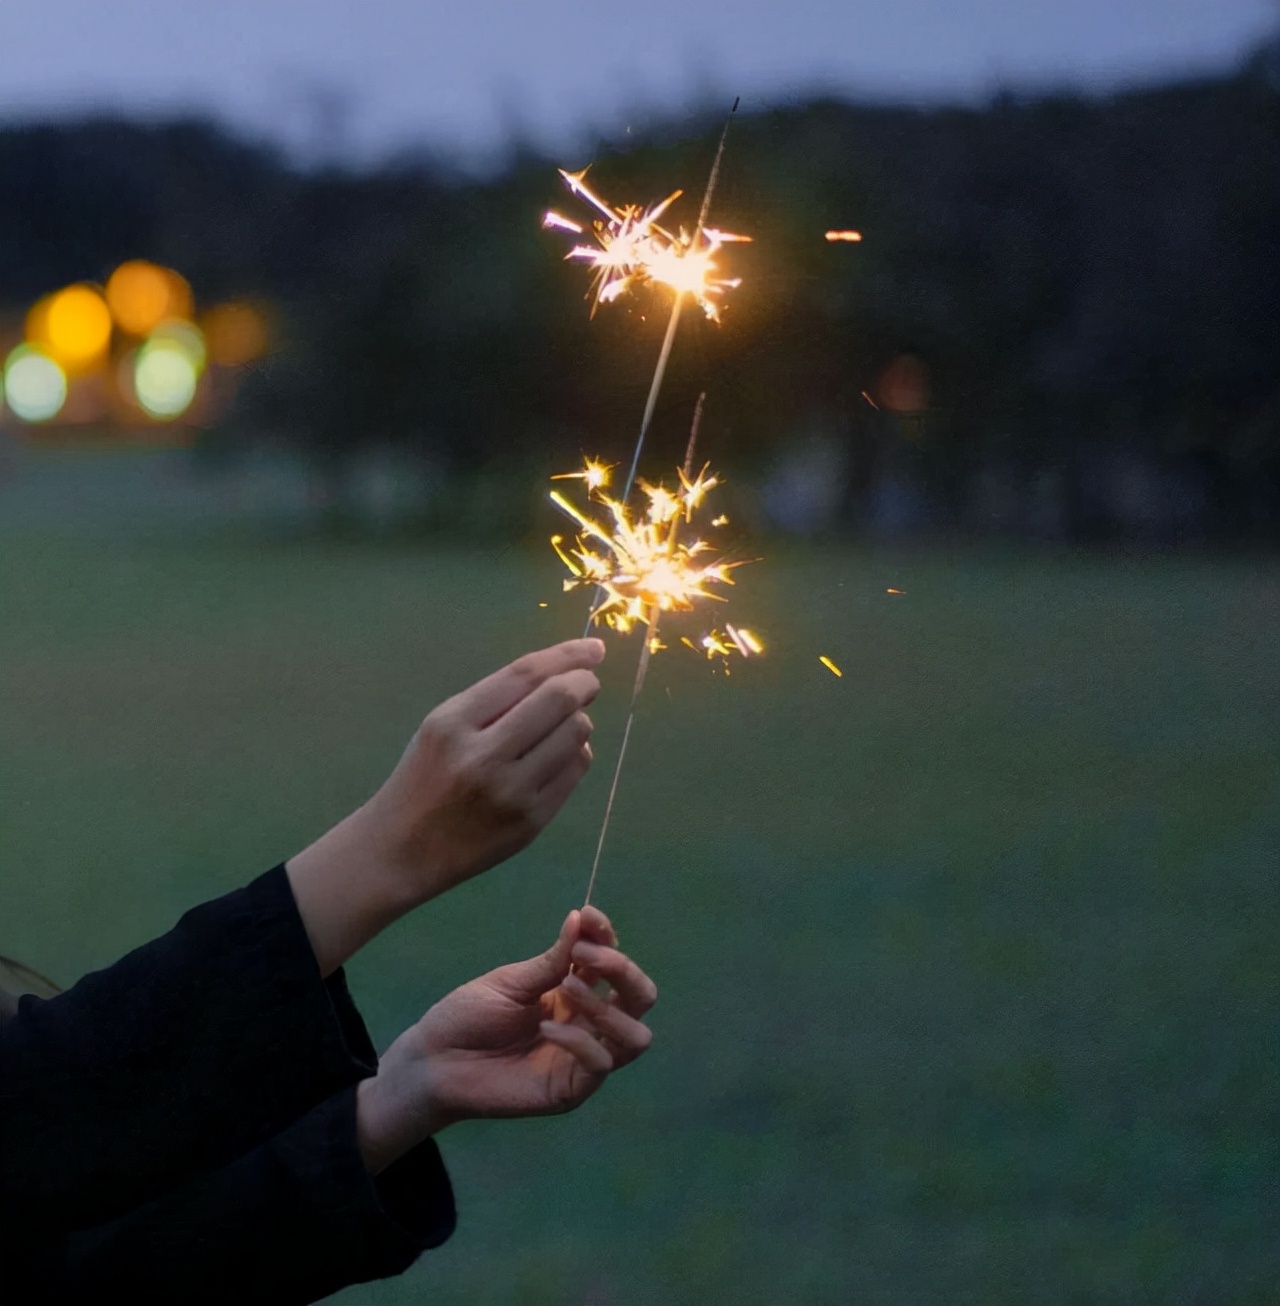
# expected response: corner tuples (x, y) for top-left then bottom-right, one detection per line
(544, 102), (756, 906)
(550, 421), (761, 905)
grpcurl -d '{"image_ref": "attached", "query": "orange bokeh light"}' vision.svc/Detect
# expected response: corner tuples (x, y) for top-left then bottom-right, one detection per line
(878, 353), (931, 415)
(201, 301), (269, 367)
(106, 261), (193, 336)
(28, 285), (113, 372)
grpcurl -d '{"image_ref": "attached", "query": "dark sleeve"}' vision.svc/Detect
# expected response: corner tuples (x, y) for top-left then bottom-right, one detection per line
(38, 1087), (456, 1306)
(0, 865), (377, 1235)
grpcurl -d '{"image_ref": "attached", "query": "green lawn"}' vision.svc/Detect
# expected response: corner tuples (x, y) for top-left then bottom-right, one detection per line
(1, 517), (1276, 1304)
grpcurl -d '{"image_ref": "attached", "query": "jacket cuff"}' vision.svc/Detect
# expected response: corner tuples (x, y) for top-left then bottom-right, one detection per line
(231, 863), (379, 1085)
(0, 863), (381, 1232)
(273, 1086), (457, 1277)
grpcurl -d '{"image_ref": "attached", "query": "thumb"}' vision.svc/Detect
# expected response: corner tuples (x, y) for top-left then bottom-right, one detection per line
(495, 910), (579, 998)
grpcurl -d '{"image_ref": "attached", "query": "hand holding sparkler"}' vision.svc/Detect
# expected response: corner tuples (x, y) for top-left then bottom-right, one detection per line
(286, 638), (604, 977)
(356, 904), (657, 1168)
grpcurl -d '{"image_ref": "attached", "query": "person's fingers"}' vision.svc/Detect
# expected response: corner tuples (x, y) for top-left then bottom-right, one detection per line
(529, 743), (592, 827)
(578, 904), (618, 948)
(538, 1019), (613, 1075)
(512, 708), (593, 791)
(560, 973), (652, 1064)
(487, 668), (600, 760)
(455, 640), (605, 729)
(569, 942), (658, 1017)
(491, 910), (579, 998)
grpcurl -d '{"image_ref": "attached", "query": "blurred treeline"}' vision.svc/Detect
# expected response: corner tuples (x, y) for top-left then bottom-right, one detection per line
(2, 46), (1278, 543)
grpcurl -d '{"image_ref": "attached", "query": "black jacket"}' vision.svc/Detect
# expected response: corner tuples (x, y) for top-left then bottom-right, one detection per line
(0, 865), (455, 1303)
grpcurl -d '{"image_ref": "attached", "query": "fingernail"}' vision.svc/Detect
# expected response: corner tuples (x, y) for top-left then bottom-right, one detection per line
(587, 638), (605, 661)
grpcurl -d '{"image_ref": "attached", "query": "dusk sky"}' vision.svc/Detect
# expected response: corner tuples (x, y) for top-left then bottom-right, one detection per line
(2, 1), (1276, 164)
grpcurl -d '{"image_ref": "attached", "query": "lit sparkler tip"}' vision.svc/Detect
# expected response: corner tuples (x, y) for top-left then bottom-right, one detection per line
(549, 456), (758, 662)
(544, 165), (750, 321)
(819, 655), (844, 678)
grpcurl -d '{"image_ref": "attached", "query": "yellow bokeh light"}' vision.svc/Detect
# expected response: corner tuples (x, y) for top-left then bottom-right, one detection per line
(24, 295), (53, 348)
(3, 345), (68, 423)
(134, 340), (198, 420)
(150, 319), (207, 373)
(106, 261), (193, 336)
(201, 301), (269, 367)
(31, 285), (112, 371)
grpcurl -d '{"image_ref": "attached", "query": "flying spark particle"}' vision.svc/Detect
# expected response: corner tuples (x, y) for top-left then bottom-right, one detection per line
(725, 623), (763, 656)
(886, 588), (904, 595)
(819, 655), (844, 677)
(825, 230), (863, 242)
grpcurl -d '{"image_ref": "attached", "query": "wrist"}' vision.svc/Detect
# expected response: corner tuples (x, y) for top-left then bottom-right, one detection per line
(356, 1075), (408, 1176)
(286, 803), (427, 978)
(356, 1059), (457, 1176)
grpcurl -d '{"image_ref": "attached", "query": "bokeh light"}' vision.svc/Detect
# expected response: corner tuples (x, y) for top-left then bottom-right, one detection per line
(202, 301), (269, 367)
(106, 261), (193, 336)
(134, 339), (198, 419)
(149, 319), (208, 373)
(29, 285), (113, 371)
(3, 345), (68, 423)
(879, 353), (931, 414)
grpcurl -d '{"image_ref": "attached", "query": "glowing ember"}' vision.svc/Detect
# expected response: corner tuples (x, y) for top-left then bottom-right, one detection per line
(819, 655), (844, 677)
(825, 230), (863, 242)
(549, 455), (759, 666)
(551, 457), (613, 492)
(544, 168), (751, 322)
(682, 622), (764, 671)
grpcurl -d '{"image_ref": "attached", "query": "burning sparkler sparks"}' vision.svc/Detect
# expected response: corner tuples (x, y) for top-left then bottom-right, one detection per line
(548, 455), (758, 666)
(544, 168), (751, 323)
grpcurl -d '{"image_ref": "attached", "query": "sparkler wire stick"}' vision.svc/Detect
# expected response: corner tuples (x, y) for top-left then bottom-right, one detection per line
(582, 399), (705, 906)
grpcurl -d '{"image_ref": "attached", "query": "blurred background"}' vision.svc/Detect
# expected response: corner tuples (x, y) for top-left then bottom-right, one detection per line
(1, 2), (1277, 1302)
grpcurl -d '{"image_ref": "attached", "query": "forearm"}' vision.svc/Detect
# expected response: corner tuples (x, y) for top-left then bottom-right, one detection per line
(284, 639), (603, 977)
(284, 803), (436, 979)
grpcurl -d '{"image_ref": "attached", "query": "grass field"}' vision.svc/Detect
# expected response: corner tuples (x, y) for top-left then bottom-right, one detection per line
(1, 509), (1276, 1304)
